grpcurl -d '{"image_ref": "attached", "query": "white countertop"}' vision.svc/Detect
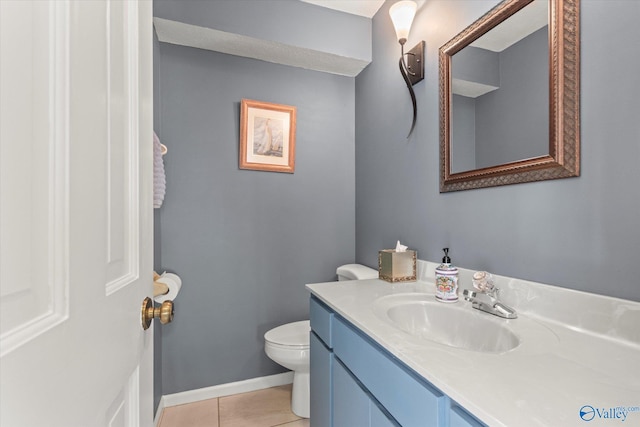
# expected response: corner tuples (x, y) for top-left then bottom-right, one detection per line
(306, 262), (640, 427)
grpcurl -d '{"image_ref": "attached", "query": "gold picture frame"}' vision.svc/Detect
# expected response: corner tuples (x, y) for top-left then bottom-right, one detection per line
(239, 99), (297, 173)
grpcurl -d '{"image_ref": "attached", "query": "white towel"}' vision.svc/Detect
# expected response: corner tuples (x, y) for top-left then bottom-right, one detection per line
(153, 132), (166, 208)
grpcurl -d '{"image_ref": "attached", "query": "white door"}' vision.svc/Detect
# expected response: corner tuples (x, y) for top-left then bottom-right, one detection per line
(1, 1), (154, 426)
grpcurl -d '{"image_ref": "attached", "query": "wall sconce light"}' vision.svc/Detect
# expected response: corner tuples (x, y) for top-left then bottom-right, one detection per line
(389, 0), (424, 138)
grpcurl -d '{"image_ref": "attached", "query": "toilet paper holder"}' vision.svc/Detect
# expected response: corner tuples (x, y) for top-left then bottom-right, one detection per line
(153, 271), (182, 303)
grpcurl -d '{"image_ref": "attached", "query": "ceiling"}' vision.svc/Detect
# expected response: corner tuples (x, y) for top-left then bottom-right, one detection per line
(299, 0), (386, 18)
(470, 0), (548, 52)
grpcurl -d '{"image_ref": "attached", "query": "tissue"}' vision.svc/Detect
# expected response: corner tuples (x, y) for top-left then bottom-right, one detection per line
(395, 240), (408, 252)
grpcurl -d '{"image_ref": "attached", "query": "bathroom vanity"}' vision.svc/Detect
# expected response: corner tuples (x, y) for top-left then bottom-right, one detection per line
(307, 261), (640, 427)
(310, 295), (484, 427)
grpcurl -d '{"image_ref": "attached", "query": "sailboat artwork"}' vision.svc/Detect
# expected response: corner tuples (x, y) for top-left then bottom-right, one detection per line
(253, 117), (284, 157)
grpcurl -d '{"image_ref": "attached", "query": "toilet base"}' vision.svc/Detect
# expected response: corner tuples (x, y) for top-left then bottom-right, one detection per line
(291, 371), (309, 418)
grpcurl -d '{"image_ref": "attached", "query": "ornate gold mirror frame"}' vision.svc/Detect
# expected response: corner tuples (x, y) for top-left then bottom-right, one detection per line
(439, 0), (580, 192)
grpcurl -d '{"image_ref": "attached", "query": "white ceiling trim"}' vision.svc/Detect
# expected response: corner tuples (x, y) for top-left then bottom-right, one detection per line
(154, 18), (370, 77)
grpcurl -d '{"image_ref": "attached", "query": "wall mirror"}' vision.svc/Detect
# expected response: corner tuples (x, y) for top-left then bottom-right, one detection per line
(439, 0), (580, 192)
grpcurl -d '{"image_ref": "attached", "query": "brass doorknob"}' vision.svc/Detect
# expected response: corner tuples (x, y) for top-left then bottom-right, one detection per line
(141, 297), (174, 330)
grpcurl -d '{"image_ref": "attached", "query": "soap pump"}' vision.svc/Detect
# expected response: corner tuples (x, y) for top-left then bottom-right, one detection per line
(435, 248), (459, 303)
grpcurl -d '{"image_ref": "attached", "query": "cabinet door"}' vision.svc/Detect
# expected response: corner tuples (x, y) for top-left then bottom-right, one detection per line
(310, 332), (332, 427)
(333, 360), (370, 427)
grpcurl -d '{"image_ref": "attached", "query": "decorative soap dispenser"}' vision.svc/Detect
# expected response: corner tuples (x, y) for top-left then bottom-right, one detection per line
(435, 248), (459, 303)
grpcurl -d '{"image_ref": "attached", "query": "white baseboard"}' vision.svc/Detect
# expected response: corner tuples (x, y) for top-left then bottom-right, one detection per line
(154, 371), (294, 426)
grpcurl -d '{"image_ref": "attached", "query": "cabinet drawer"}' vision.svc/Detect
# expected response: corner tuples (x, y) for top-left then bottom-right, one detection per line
(310, 296), (333, 347)
(333, 316), (444, 427)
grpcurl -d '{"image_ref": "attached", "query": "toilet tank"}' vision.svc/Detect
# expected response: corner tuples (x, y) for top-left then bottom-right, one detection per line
(336, 264), (378, 281)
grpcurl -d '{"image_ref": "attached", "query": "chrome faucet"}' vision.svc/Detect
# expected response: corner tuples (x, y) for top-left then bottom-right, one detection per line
(462, 271), (517, 319)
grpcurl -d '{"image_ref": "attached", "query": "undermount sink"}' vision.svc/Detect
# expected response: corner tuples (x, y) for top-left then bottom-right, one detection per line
(373, 293), (520, 353)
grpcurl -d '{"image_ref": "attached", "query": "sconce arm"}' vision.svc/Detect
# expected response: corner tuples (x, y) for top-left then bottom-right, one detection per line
(399, 56), (418, 139)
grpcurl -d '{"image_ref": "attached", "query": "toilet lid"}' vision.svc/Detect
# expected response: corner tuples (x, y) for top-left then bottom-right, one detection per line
(264, 320), (310, 347)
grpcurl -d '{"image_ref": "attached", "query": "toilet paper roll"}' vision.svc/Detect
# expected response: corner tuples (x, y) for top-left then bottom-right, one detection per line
(154, 273), (182, 303)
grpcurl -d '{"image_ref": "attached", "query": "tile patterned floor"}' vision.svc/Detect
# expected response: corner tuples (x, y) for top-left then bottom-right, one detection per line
(158, 384), (310, 427)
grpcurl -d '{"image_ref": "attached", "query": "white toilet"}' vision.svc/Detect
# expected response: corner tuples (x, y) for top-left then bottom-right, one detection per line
(264, 264), (378, 418)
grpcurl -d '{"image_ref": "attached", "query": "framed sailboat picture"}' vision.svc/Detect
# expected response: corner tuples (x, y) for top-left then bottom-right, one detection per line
(239, 99), (297, 173)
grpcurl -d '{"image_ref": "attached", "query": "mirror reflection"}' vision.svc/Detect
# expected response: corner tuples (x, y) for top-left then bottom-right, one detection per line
(451, 0), (549, 174)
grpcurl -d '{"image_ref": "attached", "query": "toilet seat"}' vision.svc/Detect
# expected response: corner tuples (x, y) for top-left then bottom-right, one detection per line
(264, 320), (310, 349)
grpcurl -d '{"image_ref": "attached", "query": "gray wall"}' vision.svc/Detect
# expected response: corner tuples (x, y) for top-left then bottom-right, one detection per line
(452, 46), (500, 88)
(155, 40), (356, 395)
(356, 0), (640, 302)
(451, 94), (476, 173)
(475, 27), (549, 168)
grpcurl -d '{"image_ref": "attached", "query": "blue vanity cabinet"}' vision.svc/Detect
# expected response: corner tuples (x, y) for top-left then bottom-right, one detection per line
(309, 296), (486, 427)
(311, 296), (398, 427)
